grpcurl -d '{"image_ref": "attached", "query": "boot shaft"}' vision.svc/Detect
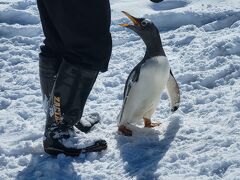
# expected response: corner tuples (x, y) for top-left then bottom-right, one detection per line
(49, 60), (98, 127)
(39, 54), (62, 112)
(39, 55), (99, 137)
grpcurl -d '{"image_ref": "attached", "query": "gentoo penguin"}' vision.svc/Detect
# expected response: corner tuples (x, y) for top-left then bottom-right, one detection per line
(118, 11), (180, 136)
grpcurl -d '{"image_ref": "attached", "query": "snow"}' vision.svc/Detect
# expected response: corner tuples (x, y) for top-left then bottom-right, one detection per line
(0, 0), (240, 179)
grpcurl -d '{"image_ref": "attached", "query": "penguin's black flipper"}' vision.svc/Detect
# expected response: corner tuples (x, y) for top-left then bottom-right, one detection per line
(118, 65), (142, 123)
(167, 69), (180, 112)
(123, 63), (142, 98)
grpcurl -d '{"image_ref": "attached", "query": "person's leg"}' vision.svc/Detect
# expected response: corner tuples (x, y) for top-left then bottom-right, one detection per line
(37, 0), (111, 155)
(37, 0), (64, 132)
(39, 0), (112, 127)
(37, 0), (98, 134)
(41, 0), (112, 72)
(36, 0), (65, 56)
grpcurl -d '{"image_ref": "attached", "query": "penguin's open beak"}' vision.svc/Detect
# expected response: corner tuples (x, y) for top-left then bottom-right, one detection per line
(119, 11), (141, 27)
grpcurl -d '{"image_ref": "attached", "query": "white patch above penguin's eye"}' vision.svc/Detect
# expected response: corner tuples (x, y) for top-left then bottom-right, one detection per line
(141, 19), (151, 27)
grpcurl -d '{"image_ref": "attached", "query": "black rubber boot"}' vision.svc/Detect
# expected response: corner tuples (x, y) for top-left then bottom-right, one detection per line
(39, 54), (99, 133)
(43, 60), (107, 156)
(39, 54), (62, 115)
(75, 113), (101, 133)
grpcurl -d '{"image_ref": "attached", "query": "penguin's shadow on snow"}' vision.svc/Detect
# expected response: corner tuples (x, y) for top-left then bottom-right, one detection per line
(116, 118), (180, 179)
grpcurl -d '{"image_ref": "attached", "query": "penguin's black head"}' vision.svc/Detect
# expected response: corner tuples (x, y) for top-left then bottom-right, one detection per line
(119, 11), (160, 44)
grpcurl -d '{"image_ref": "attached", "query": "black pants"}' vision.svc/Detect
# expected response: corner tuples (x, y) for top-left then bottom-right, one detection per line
(37, 0), (112, 72)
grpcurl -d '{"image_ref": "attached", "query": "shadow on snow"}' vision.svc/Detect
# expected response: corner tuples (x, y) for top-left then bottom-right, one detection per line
(116, 118), (180, 180)
(16, 154), (82, 180)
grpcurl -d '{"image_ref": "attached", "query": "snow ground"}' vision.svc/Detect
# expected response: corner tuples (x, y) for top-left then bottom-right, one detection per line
(0, 0), (240, 179)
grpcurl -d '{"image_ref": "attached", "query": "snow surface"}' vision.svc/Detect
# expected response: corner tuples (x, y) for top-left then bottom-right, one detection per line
(0, 0), (240, 179)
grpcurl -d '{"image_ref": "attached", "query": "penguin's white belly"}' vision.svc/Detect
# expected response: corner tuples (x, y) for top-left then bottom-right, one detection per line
(120, 56), (170, 125)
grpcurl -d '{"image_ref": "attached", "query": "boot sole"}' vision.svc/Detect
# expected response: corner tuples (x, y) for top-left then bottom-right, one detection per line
(44, 140), (107, 156)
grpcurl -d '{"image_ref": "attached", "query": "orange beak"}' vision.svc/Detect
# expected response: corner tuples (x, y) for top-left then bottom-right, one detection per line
(119, 11), (140, 27)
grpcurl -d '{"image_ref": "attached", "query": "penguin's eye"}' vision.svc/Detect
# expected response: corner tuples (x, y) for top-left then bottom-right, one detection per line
(141, 19), (151, 27)
(141, 20), (148, 27)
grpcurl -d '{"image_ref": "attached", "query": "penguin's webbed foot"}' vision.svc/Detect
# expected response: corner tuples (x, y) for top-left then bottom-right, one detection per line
(144, 118), (161, 128)
(118, 125), (132, 136)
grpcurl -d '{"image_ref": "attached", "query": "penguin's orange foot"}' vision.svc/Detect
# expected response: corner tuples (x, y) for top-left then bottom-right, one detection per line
(144, 118), (161, 128)
(118, 125), (132, 136)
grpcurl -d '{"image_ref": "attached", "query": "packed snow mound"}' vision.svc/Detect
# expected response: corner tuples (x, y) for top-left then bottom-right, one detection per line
(0, 0), (240, 179)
